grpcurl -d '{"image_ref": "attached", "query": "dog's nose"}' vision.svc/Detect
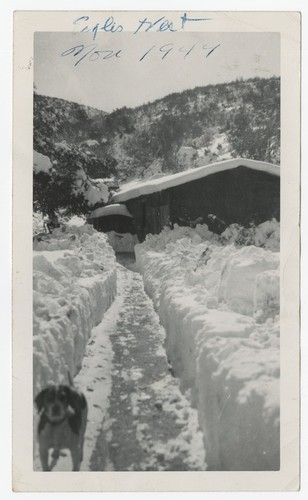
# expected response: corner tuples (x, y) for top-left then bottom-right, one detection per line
(52, 403), (61, 416)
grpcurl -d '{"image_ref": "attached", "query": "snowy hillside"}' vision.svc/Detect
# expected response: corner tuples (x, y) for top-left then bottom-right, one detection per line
(34, 76), (280, 187)
(33, 93), (116, 183)
(110, 76), (280, 179)
(135, 220), (280, 470)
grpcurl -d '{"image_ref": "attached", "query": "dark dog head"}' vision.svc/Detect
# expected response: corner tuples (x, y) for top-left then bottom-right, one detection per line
(35, 384), (86, 424)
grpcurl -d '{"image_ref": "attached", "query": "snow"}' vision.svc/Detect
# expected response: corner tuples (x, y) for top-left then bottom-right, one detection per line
(33, 224), (117, 395)
(82, 139), (99, 147)
(105, 264), (206, 471)
(34, 260), (207, 472)
(66, 215), (86, 227)
(135, 221), (280, 470)
(205, 132), (233, 161)
(254, 219), (281, 251)
(177, 146), (197, 167)
(33, 212), (45, 233)
(83, 181), (109, 206)
(34, 213), (86, 232)
(218, 246), (279, 315)
(133, 378), (206, 471)
(32, 207), (281, 470)
(113, 158), (280, 203)
(34, 265), (127, 471)
(72, 170), (109, 206)
(33, 150), (51, 174)
(106, 232), (139, 253)
(254, 269), (280, 322)
(88, 203), (133, 219)
(54, 140), (71, 152)
(142, 159), (163, 179)
(221, 219), (280, 251)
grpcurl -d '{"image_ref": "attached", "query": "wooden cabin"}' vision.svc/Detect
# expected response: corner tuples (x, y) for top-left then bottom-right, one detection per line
(111, 159), (280, 242)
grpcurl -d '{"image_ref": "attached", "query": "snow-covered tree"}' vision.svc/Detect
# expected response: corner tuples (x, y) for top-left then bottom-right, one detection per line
(33, 143), (109, 218)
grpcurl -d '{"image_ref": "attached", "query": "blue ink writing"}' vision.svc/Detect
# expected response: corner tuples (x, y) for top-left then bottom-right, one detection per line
(73, 16), (123, 40)
(134, 16), (178, 34)
(134, 13), (212, 34)
(72, 13), (212, 39)
(61, 44), (122, 66)
(180, 13), (212, 29)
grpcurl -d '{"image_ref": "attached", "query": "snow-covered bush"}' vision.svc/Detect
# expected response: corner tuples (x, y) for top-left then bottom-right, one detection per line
(33, 225), (117, 395)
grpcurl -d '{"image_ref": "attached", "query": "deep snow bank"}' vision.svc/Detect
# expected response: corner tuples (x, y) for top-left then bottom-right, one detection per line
(33, 225), (117, 395)
(135, 221), (280, 470)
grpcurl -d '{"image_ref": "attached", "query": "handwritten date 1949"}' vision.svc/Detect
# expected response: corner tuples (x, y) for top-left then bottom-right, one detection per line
(139, 43), (220, 61)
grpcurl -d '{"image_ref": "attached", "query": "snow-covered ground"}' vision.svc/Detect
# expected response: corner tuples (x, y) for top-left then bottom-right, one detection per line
(34, 261), (206, 471)
(106, 231), (139, 253)
(32, 215), (281, 471)
(135, 220), (280, 470)
(33, 224), (117, 395)
(199, 132), (233, 162)
(34, 264), (126, 471)
(33, 212), (86, 234)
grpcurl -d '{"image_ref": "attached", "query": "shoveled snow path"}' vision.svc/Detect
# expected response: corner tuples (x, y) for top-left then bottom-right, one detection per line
(90, 259), (206, 471)
(34, 260), (206, 471)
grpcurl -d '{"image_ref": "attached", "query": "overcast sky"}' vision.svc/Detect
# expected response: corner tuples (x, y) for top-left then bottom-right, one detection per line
(34, 31), (280, 112)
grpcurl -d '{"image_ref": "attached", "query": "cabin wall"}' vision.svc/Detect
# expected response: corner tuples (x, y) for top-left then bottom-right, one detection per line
(125, 191), (171, 241)
(169, 167), (280, 227)
(121, 167), (280, 241)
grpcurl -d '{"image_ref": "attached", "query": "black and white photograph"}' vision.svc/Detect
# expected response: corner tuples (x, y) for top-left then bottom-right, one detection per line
(11, 8), (300, 492)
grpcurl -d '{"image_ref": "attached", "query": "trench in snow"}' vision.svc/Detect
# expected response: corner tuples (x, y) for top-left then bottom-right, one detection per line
(34, 253), (206, 471)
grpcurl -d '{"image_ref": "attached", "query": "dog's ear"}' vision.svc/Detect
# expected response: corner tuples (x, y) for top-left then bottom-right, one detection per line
(34, 389), (48, 412)
(66, 387), (87, 413)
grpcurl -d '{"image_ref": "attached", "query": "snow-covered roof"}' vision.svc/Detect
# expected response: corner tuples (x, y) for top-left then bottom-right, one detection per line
(88, 203), (134, 219)
(113, 158), (280, 203)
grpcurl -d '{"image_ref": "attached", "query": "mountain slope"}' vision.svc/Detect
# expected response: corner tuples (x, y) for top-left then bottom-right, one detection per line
(34, 76), (280, 184)
(108, 76), (280, 179)
(34, 94), (116, 179)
